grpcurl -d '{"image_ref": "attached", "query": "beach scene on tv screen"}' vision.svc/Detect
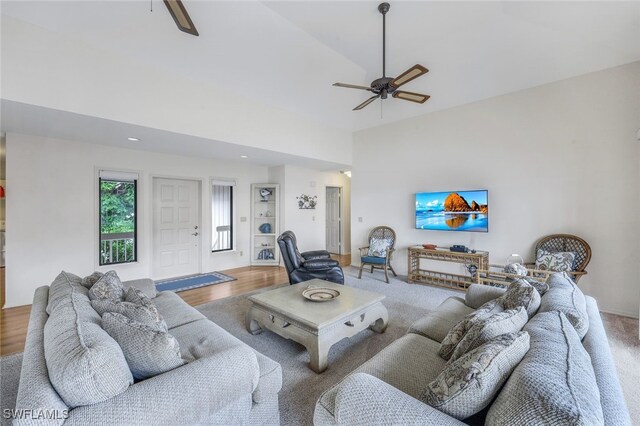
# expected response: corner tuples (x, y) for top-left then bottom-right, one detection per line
(416, 190), (488, 232)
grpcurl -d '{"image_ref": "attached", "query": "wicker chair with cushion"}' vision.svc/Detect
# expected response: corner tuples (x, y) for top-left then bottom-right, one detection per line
(526, 234), (591, 282)
(358, 226), (397, 283)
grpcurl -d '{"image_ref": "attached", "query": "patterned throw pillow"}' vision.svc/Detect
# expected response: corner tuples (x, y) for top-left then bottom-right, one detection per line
(91, 299), (168, 332)
(422, 332), (530, 419)
(102, 312), (184, 380)
(521, 276), (549, 296)
(439, 299), (503, 360)
(535, 249), (575, 272)
(124, 287), (163, 326)
(81, 271), (104, 289)
(499, 279), (541, 318)
(88, 270), (124, 302)
(449, 307), (528, 363)
(367, 238), (392, 258)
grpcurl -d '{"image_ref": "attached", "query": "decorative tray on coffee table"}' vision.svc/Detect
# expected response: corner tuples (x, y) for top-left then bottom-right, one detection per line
(302, 286), (340, 302)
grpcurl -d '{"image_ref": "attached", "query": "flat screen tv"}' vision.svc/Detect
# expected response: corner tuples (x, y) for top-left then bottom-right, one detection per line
(415, 190), (488, 232)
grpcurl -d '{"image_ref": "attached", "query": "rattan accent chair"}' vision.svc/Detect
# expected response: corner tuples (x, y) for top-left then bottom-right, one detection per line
(527, 234), (592, 282)
(358, 226), (397, 283)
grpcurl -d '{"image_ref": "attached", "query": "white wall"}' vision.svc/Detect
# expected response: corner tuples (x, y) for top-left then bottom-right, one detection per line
(352, 62), (640, 318)
(5, 133), (270, 307)
(269, 165), (351, 255)
(1, 16), (353, 166)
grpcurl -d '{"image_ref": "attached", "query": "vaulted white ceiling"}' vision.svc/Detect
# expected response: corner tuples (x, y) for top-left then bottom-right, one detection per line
(2, 1), (640, 133)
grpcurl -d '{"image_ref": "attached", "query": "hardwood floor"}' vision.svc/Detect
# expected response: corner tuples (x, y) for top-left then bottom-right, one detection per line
(0, 254), (351, 356)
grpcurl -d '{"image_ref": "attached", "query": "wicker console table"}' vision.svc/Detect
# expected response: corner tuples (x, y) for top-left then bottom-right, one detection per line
(407, 247), (489, 291)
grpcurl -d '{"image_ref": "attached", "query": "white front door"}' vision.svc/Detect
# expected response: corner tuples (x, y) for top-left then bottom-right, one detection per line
(326, 187), (341, 254)
(152, 178), (200, 279)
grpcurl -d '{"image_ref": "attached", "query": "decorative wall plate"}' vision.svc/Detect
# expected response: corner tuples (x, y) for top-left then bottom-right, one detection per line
(302, 287), (340, 302)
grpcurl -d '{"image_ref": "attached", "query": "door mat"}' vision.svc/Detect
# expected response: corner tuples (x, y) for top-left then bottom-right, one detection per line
(155, 272), (237, 293)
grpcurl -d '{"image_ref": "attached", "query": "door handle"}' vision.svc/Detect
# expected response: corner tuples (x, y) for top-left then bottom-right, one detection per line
(192, 232), (199, 236)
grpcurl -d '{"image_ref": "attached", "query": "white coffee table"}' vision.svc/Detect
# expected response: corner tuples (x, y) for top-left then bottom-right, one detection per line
(246, 279), (388, 373)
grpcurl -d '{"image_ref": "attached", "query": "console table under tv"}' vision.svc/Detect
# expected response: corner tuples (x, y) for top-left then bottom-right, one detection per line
(407, 246), (489, 291)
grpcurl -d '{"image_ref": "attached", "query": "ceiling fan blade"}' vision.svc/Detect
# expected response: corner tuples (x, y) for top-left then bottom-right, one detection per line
(390, 64), (429, 88)
(392, 90), (430, 104)
(353, 95), (380, 111)
(333, 83), (374, 92)
(163, 0), (199, 36)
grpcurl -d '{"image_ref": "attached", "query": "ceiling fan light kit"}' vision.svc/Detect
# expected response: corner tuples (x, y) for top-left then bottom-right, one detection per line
(333, 2), (430, 111)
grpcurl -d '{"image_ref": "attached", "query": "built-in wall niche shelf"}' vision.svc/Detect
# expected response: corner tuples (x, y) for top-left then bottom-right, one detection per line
(251, 184), (280, 266)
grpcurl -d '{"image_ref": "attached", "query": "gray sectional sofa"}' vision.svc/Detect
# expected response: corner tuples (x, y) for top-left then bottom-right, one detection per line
(14, 273), (282, 425)
(314, 274), (631, 425)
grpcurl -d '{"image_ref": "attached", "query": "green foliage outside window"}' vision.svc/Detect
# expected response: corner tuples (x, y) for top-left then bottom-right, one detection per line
(100, 180), (136, 264)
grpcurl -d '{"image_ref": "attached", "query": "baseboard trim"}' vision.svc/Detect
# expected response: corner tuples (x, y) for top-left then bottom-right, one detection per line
(598, 308), (639, 319)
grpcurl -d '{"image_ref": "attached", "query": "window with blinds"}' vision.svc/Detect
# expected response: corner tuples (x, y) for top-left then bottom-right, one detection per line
(211, 180), (234, 252)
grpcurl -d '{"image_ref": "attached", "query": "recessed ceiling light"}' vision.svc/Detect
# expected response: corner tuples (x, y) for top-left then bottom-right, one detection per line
(127, 137), (140, 142)
(240, 155), (248, 158)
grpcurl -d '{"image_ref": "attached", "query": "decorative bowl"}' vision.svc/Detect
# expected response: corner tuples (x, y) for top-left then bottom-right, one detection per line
(302, 286), (340, 302)
(422, 244), (437, 250)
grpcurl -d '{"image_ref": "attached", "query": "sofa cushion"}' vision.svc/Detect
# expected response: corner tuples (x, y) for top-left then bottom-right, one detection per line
(88, 270), (125, 302)
(465, 284), (506, 309)
(44, 283), (133, 407)
(153, 291), (206, 329)
(439, 299), (503, 360)
(421, 332), (530, 420)
(535, 249), (575, 272)
(538, 272), (589, 338)
(169, 318), (281, 403)
(499, 279), (540, 318)
(81, 271), (104, 289)
(409, 297), (474, 343)
(103, 312), (185, 380)
(47, 271), (87, 314)
(486, 311), (604, 425)
(449, 307), (528, 363)
(91, 299), (168, 331)
(316, 334), (447, 422)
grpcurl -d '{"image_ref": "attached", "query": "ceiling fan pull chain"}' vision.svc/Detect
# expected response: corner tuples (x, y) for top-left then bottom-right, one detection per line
(150, 0), (153, 12)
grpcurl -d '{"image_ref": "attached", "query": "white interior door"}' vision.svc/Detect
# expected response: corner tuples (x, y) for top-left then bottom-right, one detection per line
(326, 187), (341, 254)
(153, 178), (200, 279)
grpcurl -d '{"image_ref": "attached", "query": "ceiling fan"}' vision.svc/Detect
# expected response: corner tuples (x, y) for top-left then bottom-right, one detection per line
(163, 0), (199, 36)
(333, 2), (430, 111)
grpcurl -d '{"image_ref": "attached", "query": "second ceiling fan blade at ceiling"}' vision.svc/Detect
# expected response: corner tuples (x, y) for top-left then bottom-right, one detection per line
(392, 90), (430, 104)
(164, 0), (199, 36)
(353, 95), (380, 111)
(333, 83), (374, 91)
(390, 64), (429, 88)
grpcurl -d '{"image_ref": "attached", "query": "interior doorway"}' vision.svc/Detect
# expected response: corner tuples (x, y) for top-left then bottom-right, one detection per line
(152, 177), (201, 279)
(326, 186), (342, 254)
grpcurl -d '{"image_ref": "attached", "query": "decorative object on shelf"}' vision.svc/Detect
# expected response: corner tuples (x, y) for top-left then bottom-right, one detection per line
(259, 188), (273, 202)
(302, 286), (340, 302)
(251, 183), (279, 266)
(422, 244), (437, 250)
(503, 254), (527, 276)
(296, 194), (317, 209)
(258, 223), (272, 234)
(257, 248), (275, 260)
